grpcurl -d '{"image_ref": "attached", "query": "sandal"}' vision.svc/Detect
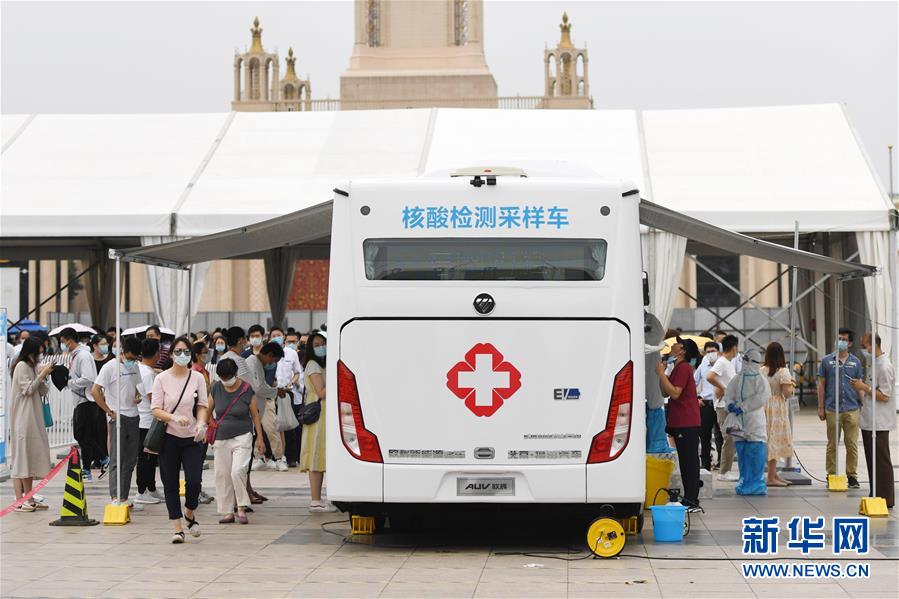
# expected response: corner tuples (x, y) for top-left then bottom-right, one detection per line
(250, 495), (264, 505)
(767, 479), (788, 487)
(218, 514), (235, 524)
(236, 512), (249, 525)
(184, 514), (201, 538)
(30, 501), (49, 511)
(14, 503), (35, 513)
(171, 531), (185, 544)
(252, 492), (268, 502)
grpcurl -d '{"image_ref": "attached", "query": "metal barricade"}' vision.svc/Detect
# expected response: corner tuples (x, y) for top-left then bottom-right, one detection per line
(40, 353), (77, 449)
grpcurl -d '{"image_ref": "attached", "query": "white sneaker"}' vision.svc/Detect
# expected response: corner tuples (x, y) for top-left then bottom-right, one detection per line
(308, 502), (338, 513)
(134, 491), (161, 504)
(717, 471), (739, 482)
(276, 458), (288, 472)
(265, 459), (277, 471)
(151, 489), (165, 501)
(252, 458), (267, 471)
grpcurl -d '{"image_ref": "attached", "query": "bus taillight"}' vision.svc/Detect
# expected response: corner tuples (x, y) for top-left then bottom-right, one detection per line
(587, 361), (633, 464)
(337, 360), (383, 463)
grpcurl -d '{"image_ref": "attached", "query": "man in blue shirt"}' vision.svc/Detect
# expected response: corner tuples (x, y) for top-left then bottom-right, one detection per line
(817, 328), (862, 488)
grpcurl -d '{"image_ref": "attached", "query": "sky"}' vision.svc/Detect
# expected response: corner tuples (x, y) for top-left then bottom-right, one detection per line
(1, 0), (897, 187)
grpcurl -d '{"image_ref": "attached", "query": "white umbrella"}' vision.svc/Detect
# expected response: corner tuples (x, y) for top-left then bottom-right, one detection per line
(49, 323), (97, 336)
(121, 324), (175, 337)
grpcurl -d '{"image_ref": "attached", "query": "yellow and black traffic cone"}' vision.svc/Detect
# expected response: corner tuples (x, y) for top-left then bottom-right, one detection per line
(50, 447), (99, 527)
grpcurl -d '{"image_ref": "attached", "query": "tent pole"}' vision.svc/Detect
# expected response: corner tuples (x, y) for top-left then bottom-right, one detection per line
(115, 255), (122, 504)
(187, 266), (192, 336)
(890, 227), (898, 400)
(786, 220), (799, 472)
(870, 274), (877, 500)
(833, 279), (842, 482)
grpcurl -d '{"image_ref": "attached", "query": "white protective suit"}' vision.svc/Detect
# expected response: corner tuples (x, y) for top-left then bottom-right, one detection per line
(722, 347), (770, 442)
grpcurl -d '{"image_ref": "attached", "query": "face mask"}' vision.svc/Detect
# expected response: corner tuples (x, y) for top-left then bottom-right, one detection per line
(271, 336), (284, 345)
(860, 349), (872, 360)
(707, 352), (718, 364)
(314, 345), (327, 359)
(112, 347), (120, 357)
(837, 340), (849, 352)
(286, 342), (298, 351)
(221, 377), (237, 387)
(123, 358), (136, 369)
(249, 337), (262, 347)
(174, 354), (191, 367)
(264, 362), (277, 371)
(99, 345), (109, 356)
(665, 356), (677, 365)
(215, 343), (226, 353)
(690, 358), (699, 367)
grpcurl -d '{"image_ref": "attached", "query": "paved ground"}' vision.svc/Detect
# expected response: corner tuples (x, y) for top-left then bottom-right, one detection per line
(1, 406), (897, 598)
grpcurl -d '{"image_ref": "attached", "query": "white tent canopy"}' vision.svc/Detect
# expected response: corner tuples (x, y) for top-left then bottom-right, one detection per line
(2, 104), (893, 238)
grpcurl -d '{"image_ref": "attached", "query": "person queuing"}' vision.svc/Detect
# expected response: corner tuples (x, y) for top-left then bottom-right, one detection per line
(87, 334), (113, 478)
(58, 328), (102, 482)
(723, 348), (770, 496)
(708, 335), (739, 482)
(246, 342), (288, 472)
(8, 338), (54, 512)
(817, 328), (862, 489)
(151, 337), (209, 544)
(192, 341), (211, 387)
(275, 328), (304, 468)
(695, 340), (722, 471)
(209, 358), (265, 524)
(134, 338), (163, 505)
(655, 337), (702, 512)
(242, 325), (266, 359)
(91, 337), (143, 508)
(760, 342), (795, 487)
(852, 332), (895, 508)
(211, 333), (227, 367)
(300, 331), (336, 512)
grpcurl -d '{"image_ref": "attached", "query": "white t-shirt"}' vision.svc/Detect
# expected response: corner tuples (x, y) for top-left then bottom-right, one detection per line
(136, 362), (157, 429)
(859, 354), (896, 432)
(710, 355), (736, 409)
(94, 359), (141, 419)
(276, 346), (304, 404)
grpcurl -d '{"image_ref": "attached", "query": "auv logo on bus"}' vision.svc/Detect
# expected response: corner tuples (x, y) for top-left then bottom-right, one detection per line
(446, 343), (522, 417)
(402, 205), (570, 229)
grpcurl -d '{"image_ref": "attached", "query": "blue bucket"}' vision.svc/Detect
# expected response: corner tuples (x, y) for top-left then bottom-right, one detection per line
(650, 504), (686, 542)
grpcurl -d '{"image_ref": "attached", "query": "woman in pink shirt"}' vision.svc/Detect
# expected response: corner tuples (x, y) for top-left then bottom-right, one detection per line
(151, 336), (209, 544)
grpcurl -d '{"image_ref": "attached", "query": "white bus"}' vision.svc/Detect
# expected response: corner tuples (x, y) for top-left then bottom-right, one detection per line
(326, 168), (646, 530)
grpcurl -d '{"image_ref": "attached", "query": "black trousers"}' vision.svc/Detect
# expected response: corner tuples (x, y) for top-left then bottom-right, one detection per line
(861, 429), (895, 508)
(283, 402), (303, 465)
(136, 428), (158, 493)
(73, 402), (105, 467)
(699, 400), (717, 471)
(670, 427), (701, 505)
(91, 402), (109, 463)
(158, 433), (204, 520)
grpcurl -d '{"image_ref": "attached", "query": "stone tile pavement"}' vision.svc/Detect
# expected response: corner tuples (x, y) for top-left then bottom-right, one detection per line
(1, 407), (896, 598)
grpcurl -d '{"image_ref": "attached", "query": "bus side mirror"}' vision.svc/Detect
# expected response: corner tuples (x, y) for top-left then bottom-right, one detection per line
(642, 271), (650, 307)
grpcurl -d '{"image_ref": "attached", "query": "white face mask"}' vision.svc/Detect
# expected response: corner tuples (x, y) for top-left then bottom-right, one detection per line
(173, 354), (191, 367)
(249, 337), (262, 347)
(707, 352), (718, 365)
(221, 377), (237, 387)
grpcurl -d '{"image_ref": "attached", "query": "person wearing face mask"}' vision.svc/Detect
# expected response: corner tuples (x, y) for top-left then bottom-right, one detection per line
(134, 338), (163, 504)
(57, 327), (101, 482)
(210, 359), (265, 524)
(300, 330), (334, 511)
(851, 332), (895, 508)
(274, 328), (304, 467)
(211, 334), (227, 367)
(246, 342), (288, 471)
(760, 342), (795, 487)
(655, 338), (702, 511)
(696, 341), (722, 471)
(817, 328), (863, 489)
(723, 348), (771, 496)
(242, 324), (266, 359)
(708, 335), (740, 481)
(91, 337), (144, 507)
(87, 334), (113, 476)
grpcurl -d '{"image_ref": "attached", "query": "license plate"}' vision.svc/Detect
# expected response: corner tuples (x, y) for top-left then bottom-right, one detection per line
(457, 477), (515, 496)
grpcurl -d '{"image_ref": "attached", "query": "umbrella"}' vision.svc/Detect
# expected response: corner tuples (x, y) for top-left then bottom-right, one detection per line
(7, 319), (48, 334)
(49, 323), (98, 336)
(121, 324), (175, 337)
(662, 335), (714, 355)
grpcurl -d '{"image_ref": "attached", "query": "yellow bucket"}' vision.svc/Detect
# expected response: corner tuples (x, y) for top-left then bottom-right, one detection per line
(645, 454), (676, 509)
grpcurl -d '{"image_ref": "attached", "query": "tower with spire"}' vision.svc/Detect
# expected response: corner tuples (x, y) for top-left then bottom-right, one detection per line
(233, 17), (287, 111)
(280, 48), (312, 111)
(543, 12), (591, 109)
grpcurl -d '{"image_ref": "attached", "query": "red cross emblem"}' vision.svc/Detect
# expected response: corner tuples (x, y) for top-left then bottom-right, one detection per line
(446, 343), (522, 417)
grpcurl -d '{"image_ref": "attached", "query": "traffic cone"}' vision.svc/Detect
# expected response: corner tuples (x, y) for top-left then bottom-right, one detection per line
(49, 448), (99, 527)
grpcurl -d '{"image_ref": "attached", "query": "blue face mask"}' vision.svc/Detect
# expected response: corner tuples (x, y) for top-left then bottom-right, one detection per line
(665, 356), (677, 365)
(286, 342), (298, 351)
(112, 347), (120, 357)
(837, 340), (849, 352)
(123, 358), (136, 369)
(264, 362), (277, 371)
(271, 336), (284, 345)
(99, 345), (109, 356)
(314, 345), (327, 359)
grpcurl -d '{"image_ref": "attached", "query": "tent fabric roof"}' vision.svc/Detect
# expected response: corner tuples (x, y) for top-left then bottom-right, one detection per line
(1, 104), (893, 238)
(122, 191), (875, 277)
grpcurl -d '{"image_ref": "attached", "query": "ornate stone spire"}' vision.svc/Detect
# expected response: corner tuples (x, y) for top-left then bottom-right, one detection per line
(250, 16), (264, 53)
(559, 12), (573, 49)
(284, 48), (299, 81)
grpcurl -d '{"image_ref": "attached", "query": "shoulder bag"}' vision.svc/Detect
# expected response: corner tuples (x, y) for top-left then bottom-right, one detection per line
(297, 398), (321, 426)
(205, 382), (251, 445)
(143, 373), (192, 455)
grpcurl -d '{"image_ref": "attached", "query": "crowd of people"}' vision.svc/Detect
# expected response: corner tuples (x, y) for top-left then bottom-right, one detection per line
(649, 328), (895, 512)
(6, 323), (335, 543)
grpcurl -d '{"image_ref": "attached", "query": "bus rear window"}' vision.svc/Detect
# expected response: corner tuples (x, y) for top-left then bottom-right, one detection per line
(363, 238), (607, 281)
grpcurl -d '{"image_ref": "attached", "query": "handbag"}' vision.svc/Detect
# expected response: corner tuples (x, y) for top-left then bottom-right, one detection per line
(297, 398), (321, 426)
(275, 392), (300, 432)
(144, 372), (192, 455)
(42, 396), (54, 428)
(206, 382), (251, 445)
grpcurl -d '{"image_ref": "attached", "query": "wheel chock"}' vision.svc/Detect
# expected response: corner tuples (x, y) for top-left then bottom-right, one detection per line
(827, 474), (847, 492)
(859, 497), (889, 517)
(619, 516), (640, 535)
(179, 478), (186, 497)
(103, 502), (130, 526)
(586, 517), (626, 558)
(351, 515), (376, 535)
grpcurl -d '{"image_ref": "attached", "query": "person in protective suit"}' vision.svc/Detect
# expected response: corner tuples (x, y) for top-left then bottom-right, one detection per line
(643, 313), (670, 453)
(723, 347), (770, 495)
